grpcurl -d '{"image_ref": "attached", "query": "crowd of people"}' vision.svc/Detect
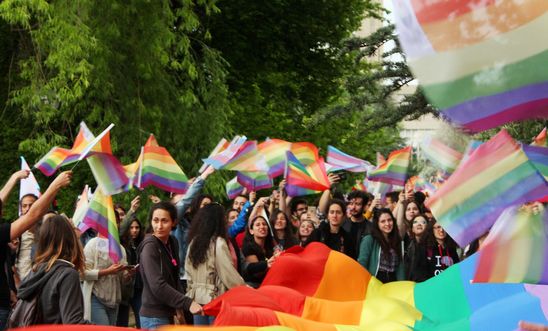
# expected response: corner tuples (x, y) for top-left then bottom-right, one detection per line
(0, 165), (524, 329)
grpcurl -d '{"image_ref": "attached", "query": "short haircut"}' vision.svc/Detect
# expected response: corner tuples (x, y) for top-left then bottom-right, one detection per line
(385, 191), (400, 203)
(20, 193), (39, 204)
(347, 190), (368, 204)
(148, 201), (177, 223)
(290, 198), (308, 213)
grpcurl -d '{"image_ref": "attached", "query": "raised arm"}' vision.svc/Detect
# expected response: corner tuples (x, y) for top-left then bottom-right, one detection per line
(318, 173), (340, 215)
(174, 165), (215, 221)
(395, 191), (407, 238)
(0, 170), (30, 205)
(10, 171), (71, 240)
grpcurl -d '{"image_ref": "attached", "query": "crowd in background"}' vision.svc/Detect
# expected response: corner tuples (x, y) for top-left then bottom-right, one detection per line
(0, 165), (525, 330)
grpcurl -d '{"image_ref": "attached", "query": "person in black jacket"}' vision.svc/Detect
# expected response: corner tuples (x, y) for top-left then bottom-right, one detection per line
(139, 202), (201, 330)
(16, 215), (89, 325)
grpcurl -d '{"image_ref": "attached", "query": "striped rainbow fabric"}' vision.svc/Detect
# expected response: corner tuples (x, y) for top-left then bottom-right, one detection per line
(226, 177), (245, 200)
(523, 144), (548, 180)
(426, 129), (548, 247)
(473, 205), (548, 284)
(86, 131), (130, 195)
(137, 134), (189, 194)
(376, 152), (386, 167)
(392, 0), (548, 132)
(258, 139), (320, 178)
(532, 127), (547, 147)
(367, 146), (412, 186)
(122, 149), (143, 191)
(199, 138), (229, 173)
(35, 122), (95, 176)
(78, 187), (123, 263)
(420, 136), (463, 173)
(160, 243), (548, 331)
(326, 145), (372, 173)
(284, 151), (330, 197)
(222, 141), (269, 172)
(72, 185), (91, 227)
(237, 171), (273, 192)
(203, 135), (247, 169)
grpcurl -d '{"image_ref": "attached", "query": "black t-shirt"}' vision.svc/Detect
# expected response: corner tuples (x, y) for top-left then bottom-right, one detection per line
(426, 244), (460, 277)
(242, 241), (271, 285)
(308, 222), (356, 259)
(0, 223), (11, 308)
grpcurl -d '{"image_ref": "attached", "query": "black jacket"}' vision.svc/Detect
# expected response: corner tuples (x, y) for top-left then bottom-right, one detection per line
(17, 260), (88, 324)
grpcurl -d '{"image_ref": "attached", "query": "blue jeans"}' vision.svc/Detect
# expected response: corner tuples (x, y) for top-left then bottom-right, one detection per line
(130, 287), (142, 328)
(193, 314), (215, 325)
(140, 316), (172, 330)
(0, 307), (10, 331)
(91, 294), (119, 326)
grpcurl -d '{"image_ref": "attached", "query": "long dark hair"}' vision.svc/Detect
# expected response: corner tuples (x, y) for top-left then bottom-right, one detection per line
(34, 215), (85, 273)
(185, 194), (214, 222)
(243, 216), (274, 258)
(371, 208), (402, 258)
(269, 209), (297, 249)
(121, 219), (145, 247)
(426, 220), (458, 250)
(187, 203), (227, 268)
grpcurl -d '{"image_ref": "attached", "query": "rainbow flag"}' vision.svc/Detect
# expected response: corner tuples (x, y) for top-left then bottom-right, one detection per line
(203, 135), (247, 169)
(426, 129), (548, 247)
(258, 139), (320, 179)
(352, 179), (366, 191)
(122, 149), (143, 191)
(35, 122), (95, 176)
(72, 185), (91, 227)
(473, 205), (548, 284)
(462, 139), (483, 163)
(237, 171), (273, 192)
(222, 141), (269, 172)
(367, 146), (412, 186)
(420, 136), (463, 173)
(78, 188), (123, 263)
(523, 144), (548, 180)
(226, 177), (245, 200)
(376, 152), (386, 167)
(326, 145), (372, 173)
(174, 243), (548, 331)
(392, 0), (548, 132)
(532, 127), (547, 147)
(199, 138), (229, 173)
(85, 131), (130, 195)
(137, 134), (189, 194)
(284, 151), (330, 197)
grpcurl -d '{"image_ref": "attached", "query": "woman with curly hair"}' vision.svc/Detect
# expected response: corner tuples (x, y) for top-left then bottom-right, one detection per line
(358, 208), (404, 283)
(185, 203), (244, 325)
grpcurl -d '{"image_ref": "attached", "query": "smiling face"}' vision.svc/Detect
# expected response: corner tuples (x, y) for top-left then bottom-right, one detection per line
(232, 196), (247, 212)
(274, 212), (287, 231)
(299, 220), (314, 237)
(412, 216), (427, 237)
(378, 212), (394, 237)
(328, 203), (344, 227)
(405, 202), (420, 221)
(250, 217), (269, 239)
(151, 209), (175, 242)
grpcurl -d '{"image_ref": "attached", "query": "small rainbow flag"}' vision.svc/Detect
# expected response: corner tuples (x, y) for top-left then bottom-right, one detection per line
(473, 205), (548, 284)
(237, 171), (273, 192)
(258, 139), (320, 178)
(532, 127), (547, 147)
(367, 146), (412, 186)
(392, 0), (548, 132)
(203, 135), (247, 170)
(122, 149), (143, 191)
(78, 187), (123, 263)
(222, 141), (269, 172)
(86, 131), (130, 196)
(376, 152), (386, 167)
(35, 122), (95, 176)
(326, 145), (372, 173)
(426, 129), (548, 247)
(226, 177), (244, 200)
(72, 185), (91, 227)
(352, 179), (367, 191)
(420, 136), (463, 173)
(137, 135), (189, 194)
(199, 138), (229, 173)
(285, 151), (330, 197)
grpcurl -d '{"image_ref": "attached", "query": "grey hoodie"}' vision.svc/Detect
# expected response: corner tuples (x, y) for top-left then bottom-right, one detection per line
(17, 260), (89, 324)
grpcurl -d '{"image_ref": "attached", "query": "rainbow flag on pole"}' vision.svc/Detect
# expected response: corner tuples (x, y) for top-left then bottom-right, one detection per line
(392, 0), (548, 132)
(86, 130), (129, 195)
(122, 149), (143, 191)
(78, 187), (123, 263)
(367, 146), (412, 186)
(258, 139), (320, 178)
(237, 171), (273, 192)
(222, 141), (269, 172)
(35, 122), (95, 176)
(226, 177), (245, 200)
(420, 137), (463, 173)
(473, 205), (548, 284)
(285, 151), (330, 197)
(137, 135), (189, 194)
(199, 138), (229, 173)
(426, 129), (548, 247)
(326, 145), (372, 173)
(203, 135), (247, 169)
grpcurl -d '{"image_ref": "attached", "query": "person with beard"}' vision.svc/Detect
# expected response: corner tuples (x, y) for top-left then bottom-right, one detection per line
(341, 190), (371, 258)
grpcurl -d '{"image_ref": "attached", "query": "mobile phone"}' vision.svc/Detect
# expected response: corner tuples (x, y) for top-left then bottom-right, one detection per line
(374, 193), (381, 199)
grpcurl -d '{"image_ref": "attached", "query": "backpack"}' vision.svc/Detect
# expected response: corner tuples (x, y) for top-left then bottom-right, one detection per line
(8, 289), (43, 328)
